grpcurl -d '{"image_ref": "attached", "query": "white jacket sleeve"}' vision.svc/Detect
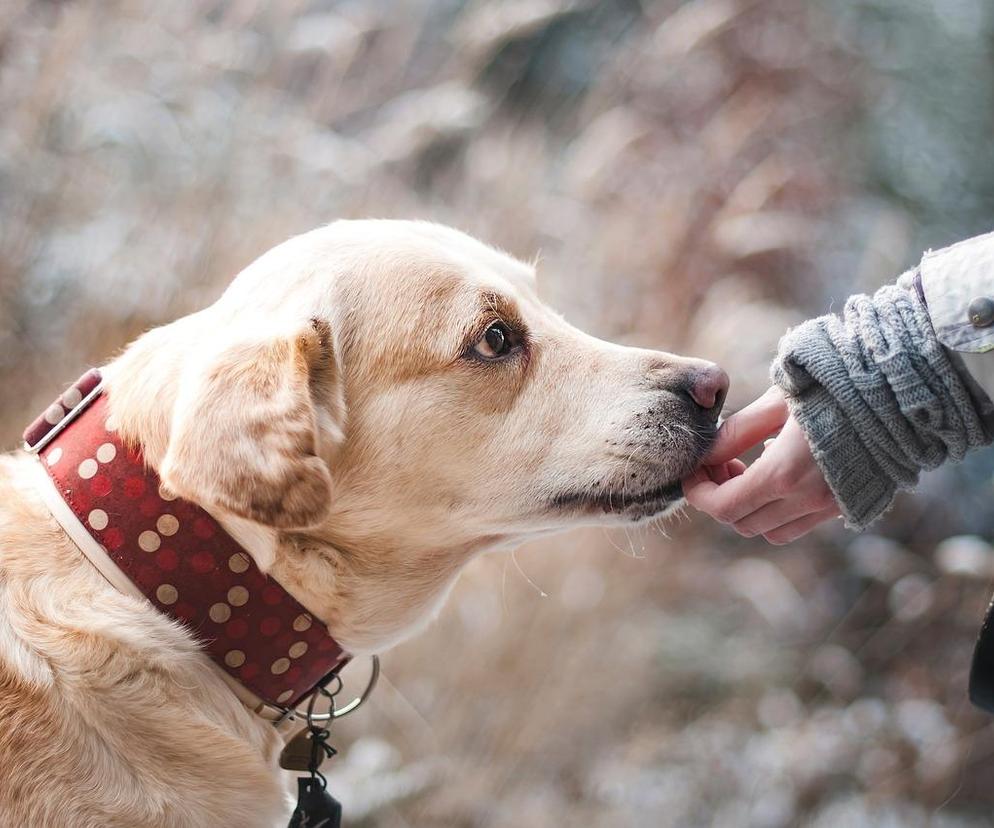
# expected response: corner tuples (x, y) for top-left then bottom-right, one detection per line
(920, 230), (994, 403)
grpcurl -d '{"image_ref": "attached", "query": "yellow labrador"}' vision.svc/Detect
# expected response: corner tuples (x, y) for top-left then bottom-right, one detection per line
(0, 220), (727, 827)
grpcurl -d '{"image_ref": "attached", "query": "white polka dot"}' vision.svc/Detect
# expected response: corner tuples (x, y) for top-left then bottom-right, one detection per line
(44, 404), (65, 426)
(292, 614), (312, 632)
(156, 514), (179, 536)
(78, 458), (98, 479)
(227, 585), (249, 607)
(96, 443), (116, 464)
(87, 509), (108, 530)
(138, 531), (161, 552)
(276, 690), (294, 704)
(228, 553), (250, 574)
(225, 649), (246, 668)
(156, 584), (178, 605)
(61, 387), (82, 408)
(288, 641), (308, 659)
(104, 415), (119, 432)
(209, 602), (231, 623)
(271, 657), (290, 675)
(46, 447), (63, 467)
(158, 484), (178, 502)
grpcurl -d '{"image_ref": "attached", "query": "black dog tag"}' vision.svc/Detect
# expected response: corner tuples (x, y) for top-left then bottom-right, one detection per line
(288, 777), (342, 828)
(970, 593), (994, 712)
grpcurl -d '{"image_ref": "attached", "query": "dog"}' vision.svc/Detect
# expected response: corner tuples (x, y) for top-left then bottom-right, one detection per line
(0, 220), (727, 826)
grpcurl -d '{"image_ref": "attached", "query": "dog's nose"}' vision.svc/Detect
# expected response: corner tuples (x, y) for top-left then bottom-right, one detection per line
(687, 363), (729, 420)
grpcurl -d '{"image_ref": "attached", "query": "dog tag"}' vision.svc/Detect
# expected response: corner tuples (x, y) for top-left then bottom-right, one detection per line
(280, 726), (321, 772)
(288, 777), (342, 828)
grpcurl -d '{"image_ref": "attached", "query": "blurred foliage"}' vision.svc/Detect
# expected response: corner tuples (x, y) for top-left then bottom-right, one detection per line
(832, 0), (994, 249)
(3, 1), (994, 826)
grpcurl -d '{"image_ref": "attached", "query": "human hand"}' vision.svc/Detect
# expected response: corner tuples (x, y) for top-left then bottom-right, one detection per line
(682, 387), (841, 544)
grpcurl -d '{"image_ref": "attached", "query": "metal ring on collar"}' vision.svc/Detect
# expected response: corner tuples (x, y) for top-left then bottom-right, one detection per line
(298, 655), (380, 723)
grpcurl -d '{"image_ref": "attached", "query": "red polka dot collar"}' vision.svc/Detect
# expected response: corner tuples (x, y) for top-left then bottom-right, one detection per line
(24, 369), (350, 715)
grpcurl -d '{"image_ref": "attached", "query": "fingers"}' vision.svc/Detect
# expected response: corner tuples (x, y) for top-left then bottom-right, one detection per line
(731, 487), (836, 538)
(761, 507), (840, 545)
(704, 386), (788, 465)
(682, 456), (780, 525)
(705, 464), (732, 485)
(685, 400), (839, 547)
(706, 459), (748, 485)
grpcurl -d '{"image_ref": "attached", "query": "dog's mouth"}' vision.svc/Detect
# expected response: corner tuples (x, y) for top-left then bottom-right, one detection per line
(549, 479), (686, 519)
(548, 424), (717, 521)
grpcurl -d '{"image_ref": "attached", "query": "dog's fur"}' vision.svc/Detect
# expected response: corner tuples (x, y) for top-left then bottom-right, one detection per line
(0, 220), (720, 826)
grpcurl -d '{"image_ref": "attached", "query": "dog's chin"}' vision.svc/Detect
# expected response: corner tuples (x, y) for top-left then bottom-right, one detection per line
(549, 479), (686, 523)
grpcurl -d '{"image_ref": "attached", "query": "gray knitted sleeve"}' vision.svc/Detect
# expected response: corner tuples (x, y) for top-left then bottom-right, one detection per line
(770, 277), (991, 530)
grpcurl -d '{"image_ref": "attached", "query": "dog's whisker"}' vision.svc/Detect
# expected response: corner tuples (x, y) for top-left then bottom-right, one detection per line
(510, 548), (548, 598)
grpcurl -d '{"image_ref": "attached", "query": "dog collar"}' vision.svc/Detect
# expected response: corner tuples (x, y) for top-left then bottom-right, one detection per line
(23, 369), (350, 714)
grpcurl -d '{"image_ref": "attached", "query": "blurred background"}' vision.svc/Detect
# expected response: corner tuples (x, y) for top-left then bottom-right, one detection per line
(4, 0), (994, 825)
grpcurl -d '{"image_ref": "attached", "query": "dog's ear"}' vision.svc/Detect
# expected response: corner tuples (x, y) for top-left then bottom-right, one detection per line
(159, 318), (343, 530)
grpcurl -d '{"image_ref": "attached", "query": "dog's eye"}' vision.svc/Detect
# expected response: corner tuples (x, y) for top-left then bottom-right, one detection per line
(474, 322), (514, 359)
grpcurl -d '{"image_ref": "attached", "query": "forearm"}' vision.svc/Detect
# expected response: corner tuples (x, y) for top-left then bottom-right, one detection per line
(771, 265), (992, 530)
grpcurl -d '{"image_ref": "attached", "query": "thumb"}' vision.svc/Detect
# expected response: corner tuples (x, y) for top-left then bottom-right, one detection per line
(704, 386), (789, 465)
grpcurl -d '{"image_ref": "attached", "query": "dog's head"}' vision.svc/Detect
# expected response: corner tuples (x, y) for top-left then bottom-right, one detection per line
(112, 220), (726, 648)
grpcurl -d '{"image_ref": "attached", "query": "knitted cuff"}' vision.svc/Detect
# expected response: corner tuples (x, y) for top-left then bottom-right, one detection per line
(771, 280), (991, 531)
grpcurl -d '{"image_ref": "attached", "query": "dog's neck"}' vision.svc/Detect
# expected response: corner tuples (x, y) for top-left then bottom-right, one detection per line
(267, 528), (489, 655)
(26, 381), (353, 711)
(102, 324), (489, 655)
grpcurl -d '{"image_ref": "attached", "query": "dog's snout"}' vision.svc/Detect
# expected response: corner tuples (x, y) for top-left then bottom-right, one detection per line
(686, 364), (729, 420)
(643, 357), (730, 422)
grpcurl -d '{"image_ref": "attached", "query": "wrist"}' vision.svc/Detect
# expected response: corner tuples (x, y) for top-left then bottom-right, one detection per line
(780, 385), (895, 530)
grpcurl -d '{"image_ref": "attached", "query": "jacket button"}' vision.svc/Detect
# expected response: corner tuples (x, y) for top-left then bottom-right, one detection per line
(969, 297), (994, 328)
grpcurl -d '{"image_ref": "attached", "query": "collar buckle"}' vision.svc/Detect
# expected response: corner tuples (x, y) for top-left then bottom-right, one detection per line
(23, 369), (104, 455)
